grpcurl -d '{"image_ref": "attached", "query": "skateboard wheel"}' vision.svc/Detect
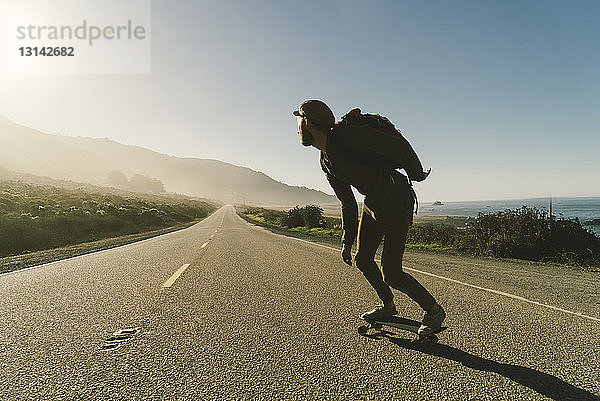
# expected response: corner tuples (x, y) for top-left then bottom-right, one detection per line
(358, 326), (369, 335)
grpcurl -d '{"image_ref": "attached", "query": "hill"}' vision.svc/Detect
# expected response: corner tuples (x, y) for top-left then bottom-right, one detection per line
(0, 116), (336, 205)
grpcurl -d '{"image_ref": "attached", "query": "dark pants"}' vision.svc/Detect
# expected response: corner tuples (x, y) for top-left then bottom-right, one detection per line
(355, 205), (437, 312)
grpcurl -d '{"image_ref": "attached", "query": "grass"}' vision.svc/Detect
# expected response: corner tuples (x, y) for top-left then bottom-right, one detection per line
(242, 209), (342, 240)
(405, 243), (455, 252)
(0, 180), (219, 258)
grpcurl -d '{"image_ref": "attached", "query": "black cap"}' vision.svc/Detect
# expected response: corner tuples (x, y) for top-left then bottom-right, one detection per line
(292, 99), (335, 128)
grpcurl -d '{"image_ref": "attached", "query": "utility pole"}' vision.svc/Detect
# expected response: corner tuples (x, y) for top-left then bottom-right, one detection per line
(549, 196), (553, 240)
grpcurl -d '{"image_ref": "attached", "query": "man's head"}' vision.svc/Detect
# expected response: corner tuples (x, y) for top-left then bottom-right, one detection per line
(293, 100), (335, 147)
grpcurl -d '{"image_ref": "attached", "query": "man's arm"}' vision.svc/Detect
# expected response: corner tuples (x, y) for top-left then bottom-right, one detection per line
(326, 173), (358, 250)
(343, 125), (429, 182)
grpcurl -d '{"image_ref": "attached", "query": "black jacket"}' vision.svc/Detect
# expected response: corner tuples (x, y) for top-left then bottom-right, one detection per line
(320, 125), (424, 247)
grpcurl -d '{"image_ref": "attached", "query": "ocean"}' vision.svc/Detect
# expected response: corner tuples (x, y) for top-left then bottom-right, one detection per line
(418, 197), (600, 236)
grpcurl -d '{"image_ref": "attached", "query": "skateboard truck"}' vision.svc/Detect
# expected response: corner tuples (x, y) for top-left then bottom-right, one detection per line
(358, 314), (447, 344)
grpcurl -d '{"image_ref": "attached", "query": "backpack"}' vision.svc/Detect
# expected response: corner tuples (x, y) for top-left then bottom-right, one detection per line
(332, 108), (403, 168)
(334, 108), (401, 137)
(332, 108), (419, 217)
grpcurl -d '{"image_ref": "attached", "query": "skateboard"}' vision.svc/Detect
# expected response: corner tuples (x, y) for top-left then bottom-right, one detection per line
(358, 314), (447, 344)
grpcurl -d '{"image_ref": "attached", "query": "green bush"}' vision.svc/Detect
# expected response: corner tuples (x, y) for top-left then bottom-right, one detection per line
(460, 207), (600, 265)
(407, 224), (462, 248)
(279, 205), (324, 228)
(282, 206), (304, 228)
(407, 206), (600, 267)
(302, 204), (324, 228)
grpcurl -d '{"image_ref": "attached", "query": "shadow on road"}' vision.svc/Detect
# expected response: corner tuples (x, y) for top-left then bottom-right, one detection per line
(363, 330), (600, 401)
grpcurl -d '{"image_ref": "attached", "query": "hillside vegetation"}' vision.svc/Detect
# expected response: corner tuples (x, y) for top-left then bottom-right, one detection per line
(0, 180), (218, 257)
(240, 205), (600, 269)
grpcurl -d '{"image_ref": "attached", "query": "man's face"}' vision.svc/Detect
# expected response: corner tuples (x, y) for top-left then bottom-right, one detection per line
(297, 116), (314, 147)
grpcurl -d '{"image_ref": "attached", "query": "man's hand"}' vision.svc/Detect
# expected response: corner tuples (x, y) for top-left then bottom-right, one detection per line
(341, 243), (353, 266)
(413, 168), (431, 182)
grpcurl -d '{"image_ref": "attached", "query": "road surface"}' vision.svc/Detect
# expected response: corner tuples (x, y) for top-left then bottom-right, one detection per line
(1, 205), (598, 400)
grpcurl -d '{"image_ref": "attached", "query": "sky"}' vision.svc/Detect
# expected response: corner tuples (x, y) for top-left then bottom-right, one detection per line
(0, 0), (599, 202)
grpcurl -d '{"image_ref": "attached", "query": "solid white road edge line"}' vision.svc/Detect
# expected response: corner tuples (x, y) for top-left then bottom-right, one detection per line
(247, 222), (600, 323)
(161, 264), (191, 288)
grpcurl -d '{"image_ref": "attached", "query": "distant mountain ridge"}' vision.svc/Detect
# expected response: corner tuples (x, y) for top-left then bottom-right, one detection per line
(0, 116), (336, 205)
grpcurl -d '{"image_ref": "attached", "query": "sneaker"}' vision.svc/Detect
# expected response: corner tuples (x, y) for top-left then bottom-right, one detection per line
(418, 304), (446, 335)
(360, 303), (397, 320)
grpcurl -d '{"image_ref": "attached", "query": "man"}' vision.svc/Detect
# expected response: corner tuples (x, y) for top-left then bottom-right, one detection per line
(293, 99), (445, 335)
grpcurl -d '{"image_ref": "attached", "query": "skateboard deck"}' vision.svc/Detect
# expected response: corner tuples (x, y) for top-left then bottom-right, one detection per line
(358, 314), (447, 343)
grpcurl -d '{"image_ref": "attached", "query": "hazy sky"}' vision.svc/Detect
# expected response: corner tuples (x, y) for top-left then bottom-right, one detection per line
(1, 0), (599, 201)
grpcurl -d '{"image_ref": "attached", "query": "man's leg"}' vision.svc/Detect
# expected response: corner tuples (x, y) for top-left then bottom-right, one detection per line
(380, 215), (437, 312)
(354, 206), (394, 304)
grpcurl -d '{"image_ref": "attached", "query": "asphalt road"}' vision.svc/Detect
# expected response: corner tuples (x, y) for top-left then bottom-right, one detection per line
(1, 205), (598, 400)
